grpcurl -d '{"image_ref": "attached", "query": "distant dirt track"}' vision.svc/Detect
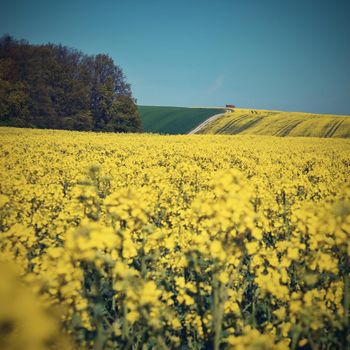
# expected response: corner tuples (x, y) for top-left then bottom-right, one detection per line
(188, 113), (226, 134)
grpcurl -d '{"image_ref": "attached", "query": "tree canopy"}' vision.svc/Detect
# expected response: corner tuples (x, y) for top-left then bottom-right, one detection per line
(0, 35), (142, 132)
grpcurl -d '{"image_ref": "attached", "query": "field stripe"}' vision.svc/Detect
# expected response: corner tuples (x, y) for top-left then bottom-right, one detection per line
(188, 113), (226, 134)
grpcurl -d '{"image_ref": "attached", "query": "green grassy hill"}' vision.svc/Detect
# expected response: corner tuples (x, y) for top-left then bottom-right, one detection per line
(197, 108), (350, 138)
(138, 105), (224, 134)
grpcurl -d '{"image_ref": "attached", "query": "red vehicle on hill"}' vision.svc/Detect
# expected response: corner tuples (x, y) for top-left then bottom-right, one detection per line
(226, 104), (235, 109)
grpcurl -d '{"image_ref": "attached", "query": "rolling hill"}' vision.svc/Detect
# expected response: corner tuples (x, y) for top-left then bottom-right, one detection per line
(137, 105), (224, 134)
(196, 108), (350, 138)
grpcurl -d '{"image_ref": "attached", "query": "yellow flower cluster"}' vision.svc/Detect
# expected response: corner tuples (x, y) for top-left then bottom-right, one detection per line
(0, 127), (349, 349)
(0, 261), (72, 350)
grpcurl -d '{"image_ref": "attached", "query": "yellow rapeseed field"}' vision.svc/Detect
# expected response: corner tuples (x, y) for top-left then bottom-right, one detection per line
(198, 108), (350, 137)
(0, 127), (349, 349)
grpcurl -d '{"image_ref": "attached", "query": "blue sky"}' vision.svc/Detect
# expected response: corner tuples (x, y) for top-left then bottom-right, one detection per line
(1, 0), (350, 114)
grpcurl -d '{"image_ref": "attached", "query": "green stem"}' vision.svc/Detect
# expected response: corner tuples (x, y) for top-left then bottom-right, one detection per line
(307, 331), (317, 350)
(343, 261), (349, 349)
(291, 324), (301, 350)
(122, 301), (129, 341)
(213, 279), (225, 350)
(93, 321), (105, 350)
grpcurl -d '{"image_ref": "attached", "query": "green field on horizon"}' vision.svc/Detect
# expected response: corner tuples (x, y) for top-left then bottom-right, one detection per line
(138, 105), (224, 134)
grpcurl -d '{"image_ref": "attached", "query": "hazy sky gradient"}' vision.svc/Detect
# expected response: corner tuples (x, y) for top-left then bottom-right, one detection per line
(1, 0), (349, 114)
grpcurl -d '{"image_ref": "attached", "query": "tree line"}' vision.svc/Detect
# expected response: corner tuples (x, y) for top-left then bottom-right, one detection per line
(0, 35), (142, 132)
